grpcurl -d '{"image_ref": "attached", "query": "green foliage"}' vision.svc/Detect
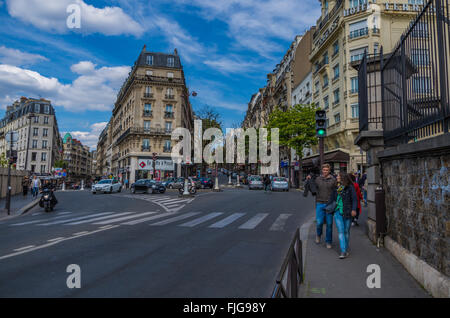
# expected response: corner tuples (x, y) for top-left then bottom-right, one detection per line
(0, 152), (8, 168)
(265, 103), (319, 158)
(54, 160), (68, 169)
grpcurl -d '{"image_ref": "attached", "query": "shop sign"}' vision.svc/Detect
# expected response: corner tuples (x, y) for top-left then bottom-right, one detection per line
(343, 3), (370, 17)
(383, 2), (423, 12)
(137, 158), (174, 171)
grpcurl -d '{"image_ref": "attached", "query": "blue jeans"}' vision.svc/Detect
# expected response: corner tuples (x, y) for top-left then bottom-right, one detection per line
(32, 187), (39, 197)
(316, 203), (333, 243)
(334, 213), (352, 253)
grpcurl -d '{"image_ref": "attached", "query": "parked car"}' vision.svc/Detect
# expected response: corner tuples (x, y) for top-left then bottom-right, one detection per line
(92, 179), (122, 194)
(191, 177), (202, 189)
(271, 177), (289, 192)
(162, 177), (177, 188)
(131, 179), (166, 194)
(199, 177), (213, 189)
(239, 172), (248, 185)
(248, 175), (263, 190)
(170, 177), (196, 189)
(207, 169), (213, 175)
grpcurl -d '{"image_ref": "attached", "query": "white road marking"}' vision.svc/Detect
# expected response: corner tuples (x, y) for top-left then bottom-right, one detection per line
(99, 225), (116, 229)
(47, 237), (65, 242)
(92, 212), (156, 225)
(73, 231), (89, 236)
(149, 212), (200, 226)
(37, 212), (114, 226)
(269, 214), (292, 231)
(121, 212), (179, 225)
(209, 213), (245, 228)
(10, 214), (78, 226)
(179, 212), (223, 227)
(14, 245), (35, 252)
(0, 225), (119, 261)
(66, 212), (134, 225)
(238, 213), (269, 230)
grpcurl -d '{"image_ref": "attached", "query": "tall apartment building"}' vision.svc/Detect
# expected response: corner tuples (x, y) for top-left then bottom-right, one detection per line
(0, 97), (62, 174)
(95, 121), (111, 177)
(62, 133), (93, 181)
(307, 0), (425, 173)
(98, 45), (194, 183)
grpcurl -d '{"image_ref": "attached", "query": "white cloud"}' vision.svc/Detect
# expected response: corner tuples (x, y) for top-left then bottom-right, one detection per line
(0, 62), (130, 112)
(64, 122), (108, 149)
(70, 61), (96, 75)
(6, 0), (144, 36)
(0, 46), (48, 67)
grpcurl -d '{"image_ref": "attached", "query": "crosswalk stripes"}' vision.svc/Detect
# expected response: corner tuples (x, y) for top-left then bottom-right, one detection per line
(238, 213), (269, 230)
(66, 212), (134, 225)
(209, 213), (245, 228)
(149, 212), (201, 226)
(179, 212), (223, 227)
(37, 212), (114, 226)
(112, 194), (195, 212)
(93, 212), (156, 225)
(121, 212), (178, 225)
(269, 214), (292, 231)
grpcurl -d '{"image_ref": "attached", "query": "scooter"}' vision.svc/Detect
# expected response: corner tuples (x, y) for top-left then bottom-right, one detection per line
(39, 188), (55, 212)
(178, 184), (197, 195)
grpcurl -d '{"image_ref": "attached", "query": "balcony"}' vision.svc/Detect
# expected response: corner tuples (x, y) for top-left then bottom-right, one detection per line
(141, 146), (151, 152)
(372, 27), (380, 35)
(143, 110), (153, 117)
(165, 94), (175, 100)
(115, 127), (173, 146)
(164, 111), (174, 119)
(349, 27), (369, 40)
(163, 147), (172, 153)
(143, 93), (154, 98)
(314, 58), (329, 75)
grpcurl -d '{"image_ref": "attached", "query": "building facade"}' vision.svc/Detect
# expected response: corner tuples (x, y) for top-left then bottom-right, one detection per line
(98, 46), (194, 184)
(0, 97), (62, 175)
(62, 133), (93, 181)
(307, 0), (426, 173)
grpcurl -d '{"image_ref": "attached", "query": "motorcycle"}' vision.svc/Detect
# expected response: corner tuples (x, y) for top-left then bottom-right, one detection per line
(39, 188), (56, 212)
(178, 184), (197, 195)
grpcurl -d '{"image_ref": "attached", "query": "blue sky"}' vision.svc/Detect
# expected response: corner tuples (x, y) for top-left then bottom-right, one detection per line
(0, 0), (320, 149)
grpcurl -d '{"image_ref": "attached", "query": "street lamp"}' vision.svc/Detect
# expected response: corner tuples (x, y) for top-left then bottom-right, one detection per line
(24, 113), (36, 172)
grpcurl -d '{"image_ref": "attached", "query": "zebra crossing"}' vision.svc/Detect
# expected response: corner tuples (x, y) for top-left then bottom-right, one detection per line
(113, 194), (195, 212)
(8, 210), (294, 232)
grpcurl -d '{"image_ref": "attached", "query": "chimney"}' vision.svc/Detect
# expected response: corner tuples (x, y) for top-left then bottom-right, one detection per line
(174, 48), (178, 55)
(142, 44), (147, 52)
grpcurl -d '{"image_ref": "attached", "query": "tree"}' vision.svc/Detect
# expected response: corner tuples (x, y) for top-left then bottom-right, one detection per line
(54, 160), (68, 169)
(265, 103), (319, 185)
(0, 152), (8, 168)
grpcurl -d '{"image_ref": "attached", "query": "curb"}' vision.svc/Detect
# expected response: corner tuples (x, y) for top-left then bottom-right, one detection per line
(19, 198), (40, 215)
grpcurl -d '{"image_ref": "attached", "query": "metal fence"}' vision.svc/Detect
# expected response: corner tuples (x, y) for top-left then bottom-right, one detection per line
(271, 228), (303, 298)
(359, 0), (450, 146)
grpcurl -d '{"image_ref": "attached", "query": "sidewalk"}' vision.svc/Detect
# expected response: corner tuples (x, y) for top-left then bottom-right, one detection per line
(0, 192), (40, 221)
(299, 207), (431, 298)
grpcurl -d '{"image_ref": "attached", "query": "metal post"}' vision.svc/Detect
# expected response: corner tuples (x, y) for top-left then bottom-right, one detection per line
(182, 162), (190, 196)
(5, 131), (13, 215)
(435, 0), (449, 133)
(400, 35), (408, 143)
(319, 137), (324, 170)
(214, 162), (220, 191)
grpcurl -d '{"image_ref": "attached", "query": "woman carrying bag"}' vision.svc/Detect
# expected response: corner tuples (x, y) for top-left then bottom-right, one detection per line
(326, 172), (357, 259)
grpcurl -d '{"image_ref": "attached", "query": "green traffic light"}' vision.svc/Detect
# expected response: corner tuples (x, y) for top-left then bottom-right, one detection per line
(318, 129), (325, 136)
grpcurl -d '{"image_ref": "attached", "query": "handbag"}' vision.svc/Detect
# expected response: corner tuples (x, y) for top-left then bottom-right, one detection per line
(324, 200), (336, 213)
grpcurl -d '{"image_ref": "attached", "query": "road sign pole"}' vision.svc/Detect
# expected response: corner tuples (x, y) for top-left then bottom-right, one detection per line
(319, 137), (324, 172)
(5, 131), (13, 215)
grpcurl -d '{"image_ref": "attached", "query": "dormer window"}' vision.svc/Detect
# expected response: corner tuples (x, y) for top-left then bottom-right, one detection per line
(167, 57), (174, 67)
(146, 55), (153, 65)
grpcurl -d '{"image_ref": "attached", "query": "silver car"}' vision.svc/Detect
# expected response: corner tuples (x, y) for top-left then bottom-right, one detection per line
(271, 177), (289, 192)
(92, 179), (122, 194)
(248, 175), (264, 190)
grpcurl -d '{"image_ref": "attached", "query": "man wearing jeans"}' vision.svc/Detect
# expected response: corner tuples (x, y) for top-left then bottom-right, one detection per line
(307, 164), (336, 248)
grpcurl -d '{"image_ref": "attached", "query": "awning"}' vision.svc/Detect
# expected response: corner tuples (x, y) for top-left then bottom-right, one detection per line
(301, 150), (350, 168)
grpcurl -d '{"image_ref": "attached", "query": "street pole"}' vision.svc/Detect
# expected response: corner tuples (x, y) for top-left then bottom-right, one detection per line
(214, 162), (220, 191)
(182, 162), (190, 196)
(319, 137), (324, 173)
(5, 131), (13, 215)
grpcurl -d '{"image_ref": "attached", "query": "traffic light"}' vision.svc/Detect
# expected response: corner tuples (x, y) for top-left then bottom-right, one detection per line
(315, 110), (327, 137)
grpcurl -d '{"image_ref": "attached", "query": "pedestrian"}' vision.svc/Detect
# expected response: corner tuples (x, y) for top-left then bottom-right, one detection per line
(31, 175), (41, 198)
(350, 174), (363, 226)
(358, 172), (367, 207)
(263, 175), (271, 192)
(125, 178), (129, 189)
(306, 163), (337, 249)
(22, 175), (29, 196)
(327, 172), (358, 259)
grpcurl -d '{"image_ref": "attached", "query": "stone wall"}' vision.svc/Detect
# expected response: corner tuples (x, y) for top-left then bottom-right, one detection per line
(0, 167), (28, 199)
(379, 137), (449, 277)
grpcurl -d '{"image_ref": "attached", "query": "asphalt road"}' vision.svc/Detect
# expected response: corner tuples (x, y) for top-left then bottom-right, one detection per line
(0, 183), (315, 297)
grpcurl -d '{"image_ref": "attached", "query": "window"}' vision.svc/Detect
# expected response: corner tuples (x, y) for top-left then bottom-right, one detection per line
(351, 77), (359, 94)
(146, 70), (153, 76)
(164, 140), (171, 151)
(144, 103), (152, 112)
(166, 104), (173, 113)
(323, 74), (329, 88)
(31, 152), (37, 161)
(44, 105), (50, 114)
(350, 47), (368, 62)
(374, 43), (379, 55)
(41, 165), (46, 173)
(144, 120), (151, 131)
(42, 140), (48, 148)
(412, 76), (431, 93)
(142, 139), (150, 149)
(333, 64), (339, 80)
(165, 122), (172, 131)
(349, 0), (367, 8)
(167, 87), (174, 97)
(408, 0), (424, 4)
(412, 22), (428, 38)
(33, 116), (39, 123)
(43, 128), (48, 137)
(33, 128), (39, 136)
(41, 152), (47, 161)
(324, 96), (329, 109)
(334, 113), (341, 123)
(44, 116), (48, 124)
(349, 19), (368, 39)
(145, 86), (152, 94)
(34, 104), (40, 113)
(167, 72), (174, 78)
(315, 81), (320, 93)
(333, 89), (340, 104)
(322, 52), (329, 65)
(333, 41), (339, 56)
(31, 165), (35, 173)
(146, 55), (153, 65)
(351, 103), (359, 118)
(412, 49), (430, 66)
(167, 57), (175, 67)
